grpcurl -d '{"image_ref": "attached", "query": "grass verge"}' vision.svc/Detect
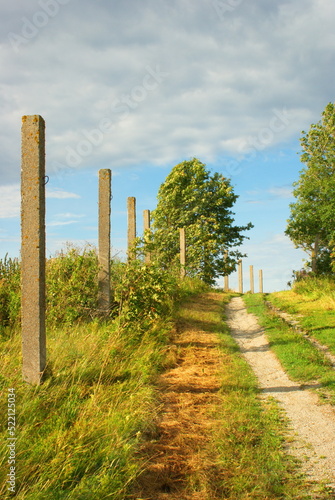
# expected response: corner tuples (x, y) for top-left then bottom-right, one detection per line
(243, 293), (335, 405)
(211, 293), (321, 499)
(136, 291), (321, 499)
(267, 279), (335, 356)
(1, 288), (201, 500)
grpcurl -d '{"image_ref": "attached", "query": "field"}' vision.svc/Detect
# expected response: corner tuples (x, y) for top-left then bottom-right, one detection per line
(1, 252), (334, 498)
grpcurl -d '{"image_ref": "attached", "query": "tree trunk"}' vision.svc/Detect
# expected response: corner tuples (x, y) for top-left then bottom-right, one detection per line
(311, 236), (319, 273)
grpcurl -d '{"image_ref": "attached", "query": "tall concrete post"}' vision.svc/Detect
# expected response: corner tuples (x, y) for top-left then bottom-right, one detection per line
(143, 209), (151, 264)
(224, 274), (229, 292)
(259, 270), (264, 294)
(98, 169), (112, 313)
(238, 260), (243, 294)
(249, 265), (254, 294)
(21, 115), (46, 385)
(127, 197), (136, 261)
(179, 227), (186, 278)
(224, 250), (229, 291)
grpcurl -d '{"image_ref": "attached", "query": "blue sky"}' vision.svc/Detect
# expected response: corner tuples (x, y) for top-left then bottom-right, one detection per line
(1, 0), (334, 292)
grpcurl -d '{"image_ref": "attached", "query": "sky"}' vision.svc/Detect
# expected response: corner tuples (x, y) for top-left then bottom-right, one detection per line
(1, 0), (334, 292)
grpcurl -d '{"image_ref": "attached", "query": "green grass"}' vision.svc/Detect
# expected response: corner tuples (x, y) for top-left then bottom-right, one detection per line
(243, 293), (335, 405)
(2, 260), (334, 498)
(165, 292), (320, 499)
(0, 263), (208, 500)
(268, 278), (335, 356)
(0, 316), (173, 499)
(212, 294), (319, 499)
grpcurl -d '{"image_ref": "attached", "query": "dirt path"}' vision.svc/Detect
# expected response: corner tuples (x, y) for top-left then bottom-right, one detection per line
(133, 293), (225, 500)
(225, 296), (335, 489)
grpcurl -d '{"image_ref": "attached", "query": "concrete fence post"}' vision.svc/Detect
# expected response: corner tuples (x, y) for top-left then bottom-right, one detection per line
(224, 274), (229, 292)
(259, 269), (264, 294)
(179, 227), (186, 278)
(98, 169), (112, 313)
(238, 259), (243, 294)
(127, 197), (136, 261)
(21, 115), (46, 385)
(143, 209), (151, 264)
(249, 265), (254, 294)
(224, 250), (229, 291)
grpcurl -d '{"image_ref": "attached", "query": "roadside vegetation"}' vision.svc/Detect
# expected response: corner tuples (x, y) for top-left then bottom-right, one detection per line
(243, 288), (335, 406)
(212, 294), (315, 499)
(268, 276), (335, 356)
(1, 247), (324, 498)
(0, 247), (207, 499)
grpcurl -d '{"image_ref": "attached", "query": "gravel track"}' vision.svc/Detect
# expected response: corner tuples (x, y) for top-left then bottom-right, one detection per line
(225, 296), (335, 490)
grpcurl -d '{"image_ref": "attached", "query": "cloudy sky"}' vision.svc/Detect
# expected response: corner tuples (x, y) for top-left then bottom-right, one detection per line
(1, 0), (334, 291)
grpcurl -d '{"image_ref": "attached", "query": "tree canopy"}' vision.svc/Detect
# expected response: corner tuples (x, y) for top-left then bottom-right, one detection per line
(286, 102), (335, 273)
(149, 158), (253, 285)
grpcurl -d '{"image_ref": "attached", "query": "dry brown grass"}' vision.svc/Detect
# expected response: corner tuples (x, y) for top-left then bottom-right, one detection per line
(132, 293), (226, 500)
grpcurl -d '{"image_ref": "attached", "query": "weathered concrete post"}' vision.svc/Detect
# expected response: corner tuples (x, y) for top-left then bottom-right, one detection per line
(238, 259), (243, 294)
(179, 227), (186, 278)
(98, 169), (112, 313)
(259, 269), (264, 294)
(224, 250), (229, 291)
(249, 265), (254, 294)
(143, 209), (151, 264)
(127, 197), (136, 261)
(224, 274), (229, 292)
(21, 115), (46, 385)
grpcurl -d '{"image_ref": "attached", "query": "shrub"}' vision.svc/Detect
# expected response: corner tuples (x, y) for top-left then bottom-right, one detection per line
(0, 244), (209, 334)
(111, 259), (179, 323)
(46, 244), (99, 326)
(0, 255), (21, 335)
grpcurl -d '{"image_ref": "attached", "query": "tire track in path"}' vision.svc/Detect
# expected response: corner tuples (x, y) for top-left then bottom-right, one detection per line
(225, 296), (335, 490)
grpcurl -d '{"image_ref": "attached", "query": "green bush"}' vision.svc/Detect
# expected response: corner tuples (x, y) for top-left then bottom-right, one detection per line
(111, 260), (179, 323)
(46, 245), (99, 326)
(0, 255), (21, 335)
(0, 245), (208, 334)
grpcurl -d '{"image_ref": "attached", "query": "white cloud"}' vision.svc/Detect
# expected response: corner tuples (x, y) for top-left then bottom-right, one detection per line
(1, 0), (334, 184)
(268, 186), (293, 199)
(55, 212), (85, 219)
(0, 184), (20, 218)
(47, 220), (78, 227)
(0, 184), (80, 219)
(245, 185), (293, 202)
(46, 188), (80, 199)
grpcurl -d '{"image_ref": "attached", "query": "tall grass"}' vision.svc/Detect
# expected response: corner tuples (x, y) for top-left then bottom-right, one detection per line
(0, 317), (171, 498)
(293, 275), (335, 302)
(269, 275), (335, 357)
(0, 248), (207, 499)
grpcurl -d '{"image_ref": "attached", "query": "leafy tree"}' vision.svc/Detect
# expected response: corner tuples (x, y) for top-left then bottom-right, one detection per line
(148, 158), (253, 285)
(286, 102), (335, 273)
